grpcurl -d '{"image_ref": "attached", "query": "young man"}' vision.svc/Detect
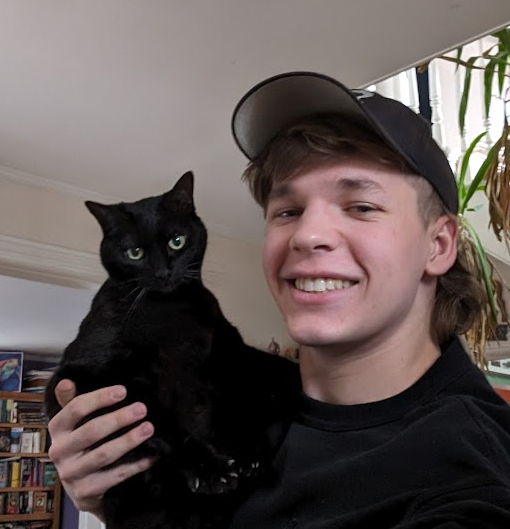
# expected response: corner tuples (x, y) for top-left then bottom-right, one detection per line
(48, 71), (510, 527)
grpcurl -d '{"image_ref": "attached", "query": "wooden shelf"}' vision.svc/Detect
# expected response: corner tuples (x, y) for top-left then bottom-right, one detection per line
(0, 486), (53, 492)
(0, 422), (48, 429)
(0, 452), (48, 458)
(0, 512), (53, 521)
(0, 391), (61, 528)
(0, 391), (44, 403)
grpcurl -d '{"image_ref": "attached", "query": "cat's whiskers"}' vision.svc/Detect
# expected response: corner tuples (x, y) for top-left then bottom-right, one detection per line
(123, 287), (147, 324)
(121, 284), (142, 302)
(180, 268), (201, 285)
(202, 268), (228, 285)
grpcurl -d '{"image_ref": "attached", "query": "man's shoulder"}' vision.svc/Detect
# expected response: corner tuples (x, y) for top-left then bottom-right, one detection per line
(417, 336), (510, 432)
(405, 384), (510, 471)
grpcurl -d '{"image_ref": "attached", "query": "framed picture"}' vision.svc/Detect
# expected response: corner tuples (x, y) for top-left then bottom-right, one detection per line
(0, 352), (23, 392)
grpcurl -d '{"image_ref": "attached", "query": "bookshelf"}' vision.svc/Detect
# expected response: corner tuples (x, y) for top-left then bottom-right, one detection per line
(0, 391), (61, 529)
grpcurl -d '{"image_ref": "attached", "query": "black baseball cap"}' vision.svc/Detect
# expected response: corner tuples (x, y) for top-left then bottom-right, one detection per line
(231, 71), (458, 214)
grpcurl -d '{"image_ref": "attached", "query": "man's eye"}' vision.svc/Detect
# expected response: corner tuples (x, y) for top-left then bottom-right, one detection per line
(266, 205), (302, 222)
(278, 209), (300, 218)
(350, 204), (376, 213)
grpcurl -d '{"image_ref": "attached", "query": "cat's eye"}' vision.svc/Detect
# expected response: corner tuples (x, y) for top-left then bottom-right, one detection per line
(126, 247), (145, 260)
(168, 235), (186, 251)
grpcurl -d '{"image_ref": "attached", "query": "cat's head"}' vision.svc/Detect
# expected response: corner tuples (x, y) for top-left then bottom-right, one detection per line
(85, 171), (207, 293)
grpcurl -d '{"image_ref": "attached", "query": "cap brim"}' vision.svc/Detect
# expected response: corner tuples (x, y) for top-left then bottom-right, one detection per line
(232, 71), (372, 160)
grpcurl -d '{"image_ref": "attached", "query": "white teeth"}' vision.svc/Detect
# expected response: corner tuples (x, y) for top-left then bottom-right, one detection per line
(304, 279), (314, 292)
(294, 278), (355, 293)
(315, 279), (326, 292)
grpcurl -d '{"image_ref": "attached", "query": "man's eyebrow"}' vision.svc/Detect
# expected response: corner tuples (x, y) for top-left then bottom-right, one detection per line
(268, 177), (384, 202)
(336, 177), (384, 193)
(268, 182), (292, 202)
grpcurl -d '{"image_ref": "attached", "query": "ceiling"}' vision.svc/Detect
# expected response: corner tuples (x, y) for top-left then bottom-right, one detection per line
(1, 0), (510, 358)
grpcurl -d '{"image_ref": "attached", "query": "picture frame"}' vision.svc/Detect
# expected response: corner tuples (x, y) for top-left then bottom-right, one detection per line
(0, 352), (23, 392)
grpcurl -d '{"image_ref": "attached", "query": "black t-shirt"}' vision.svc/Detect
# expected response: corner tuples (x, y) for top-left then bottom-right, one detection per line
(229, 337), (510, 528)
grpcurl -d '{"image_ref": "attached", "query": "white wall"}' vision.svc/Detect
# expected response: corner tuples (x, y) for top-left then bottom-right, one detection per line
(0, 176), (293, 356)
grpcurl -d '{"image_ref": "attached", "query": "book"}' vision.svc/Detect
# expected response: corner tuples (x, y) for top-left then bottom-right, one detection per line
(22, 368), (54, 394)
(9, 427), (23, 454)
(6, 491), (19, 514)
(32, 431), (41, 454)
(42, 462), (57, 487)
(20, 431), (33, 454)
(3, 399), (16, 423)
(20, 458), (33, 487)
(0, 461), (7, 487)
(0, 428), (11, 452)
(10, 460), (20, 487)
(19, 489), (30, 514)
(33, 491), (47, 513)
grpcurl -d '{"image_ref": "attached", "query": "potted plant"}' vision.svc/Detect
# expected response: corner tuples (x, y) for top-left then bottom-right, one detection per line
(424, 28), (510, 367)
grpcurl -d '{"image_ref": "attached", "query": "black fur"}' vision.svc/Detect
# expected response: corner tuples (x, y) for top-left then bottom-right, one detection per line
(45, 171), (301, 529)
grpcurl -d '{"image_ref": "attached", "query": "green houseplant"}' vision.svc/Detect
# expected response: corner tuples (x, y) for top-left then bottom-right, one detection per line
(429, 28), (510, 367)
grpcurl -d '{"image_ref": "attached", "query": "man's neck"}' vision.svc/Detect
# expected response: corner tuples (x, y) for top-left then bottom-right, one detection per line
(299, 334), (441, 405)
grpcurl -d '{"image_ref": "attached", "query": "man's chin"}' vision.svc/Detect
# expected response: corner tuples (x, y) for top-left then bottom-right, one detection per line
(287, 328), (340, 349)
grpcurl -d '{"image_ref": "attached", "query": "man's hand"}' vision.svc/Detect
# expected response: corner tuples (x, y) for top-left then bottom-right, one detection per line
(47, 380), (155, 520)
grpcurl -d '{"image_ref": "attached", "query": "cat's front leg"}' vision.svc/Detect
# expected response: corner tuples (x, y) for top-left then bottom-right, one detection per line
(179, 437), (261, 495)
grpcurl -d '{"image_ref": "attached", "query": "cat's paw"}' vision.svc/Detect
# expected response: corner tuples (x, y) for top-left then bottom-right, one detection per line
(186, 458), (238, 495)
(185, 458), (262, 495)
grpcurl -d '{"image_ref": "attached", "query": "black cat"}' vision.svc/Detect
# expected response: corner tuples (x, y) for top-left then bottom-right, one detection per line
(45, 171), (301, 529)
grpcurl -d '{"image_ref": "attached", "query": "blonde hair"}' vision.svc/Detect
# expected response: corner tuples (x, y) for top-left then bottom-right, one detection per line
(242, 115), (485, 344)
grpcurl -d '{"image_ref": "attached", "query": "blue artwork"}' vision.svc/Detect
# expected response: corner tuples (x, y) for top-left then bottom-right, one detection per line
(0, 352), (23, 392)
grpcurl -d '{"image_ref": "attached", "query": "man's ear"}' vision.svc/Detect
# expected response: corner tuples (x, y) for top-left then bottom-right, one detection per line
(425, 214), (458, 276)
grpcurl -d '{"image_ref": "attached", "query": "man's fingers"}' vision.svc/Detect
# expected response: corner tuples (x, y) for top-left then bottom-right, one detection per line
(49, 385), (127, 435)
(54, 379), (77, 408)
(49, 401), (151, 462)
(76, 421), (155, 478)
(46, 383), (156, 520)
(69, 455), (156, 513)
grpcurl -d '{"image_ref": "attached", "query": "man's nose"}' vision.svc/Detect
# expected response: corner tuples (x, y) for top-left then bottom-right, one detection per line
(289, 205), (341, 252)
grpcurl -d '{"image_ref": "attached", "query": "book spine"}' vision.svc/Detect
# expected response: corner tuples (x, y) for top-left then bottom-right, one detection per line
(10, 460), (20, 487)
(20, 431), (34, 454)
(33, 431), (41, 453)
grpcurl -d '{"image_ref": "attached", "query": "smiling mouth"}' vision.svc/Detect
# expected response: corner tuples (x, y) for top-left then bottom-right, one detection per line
(294, 278), (357, 293)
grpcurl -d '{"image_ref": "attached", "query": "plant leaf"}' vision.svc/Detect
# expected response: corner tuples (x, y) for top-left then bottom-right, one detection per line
(439, 55), (486, 70)
(496, 52), (508, 94)
(484, 58), (497, 117)
(462, 219), (499, 322)
(460, 144), (497, 213)
(495, 28), (510, 53)
(457, 132), (487, 208)
(459, 57), (477, 133)
(454, 46), (463, 72)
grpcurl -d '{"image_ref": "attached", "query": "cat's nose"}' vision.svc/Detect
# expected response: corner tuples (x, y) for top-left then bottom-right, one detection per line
(155, 270), (169, 280)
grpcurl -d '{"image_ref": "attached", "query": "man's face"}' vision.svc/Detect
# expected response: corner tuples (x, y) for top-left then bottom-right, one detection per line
(262, 158), (447, 352)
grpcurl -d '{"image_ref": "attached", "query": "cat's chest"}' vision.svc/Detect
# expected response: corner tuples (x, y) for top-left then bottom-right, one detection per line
(118, 292), (214, 344)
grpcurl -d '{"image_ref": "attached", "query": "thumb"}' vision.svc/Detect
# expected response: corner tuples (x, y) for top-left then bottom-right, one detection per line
(55, 379), (76, 408)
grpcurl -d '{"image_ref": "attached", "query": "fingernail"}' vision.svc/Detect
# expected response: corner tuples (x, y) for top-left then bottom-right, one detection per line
(111, 386), (126, 400)
(140, 422), (154, 437)
(132, 403), (146, 419)
(58, 379), (74, 392)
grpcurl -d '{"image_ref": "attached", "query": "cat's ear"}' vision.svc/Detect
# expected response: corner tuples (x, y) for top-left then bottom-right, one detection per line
(85, 201), (123, 233)
(165, 171), (195, 212)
